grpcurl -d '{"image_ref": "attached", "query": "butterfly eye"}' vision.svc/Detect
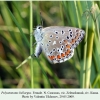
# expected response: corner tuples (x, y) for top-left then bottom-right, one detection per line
(38, 26), (42, 29)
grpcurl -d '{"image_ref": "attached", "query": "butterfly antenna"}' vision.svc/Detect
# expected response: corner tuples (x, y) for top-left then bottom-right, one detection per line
(40, 12), (43, 26)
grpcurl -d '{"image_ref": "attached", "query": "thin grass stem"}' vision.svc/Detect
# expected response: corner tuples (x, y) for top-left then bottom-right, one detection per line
(30, 1), (34, 88)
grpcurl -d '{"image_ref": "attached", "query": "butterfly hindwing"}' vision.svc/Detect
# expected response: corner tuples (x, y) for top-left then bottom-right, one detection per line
(40, 26), (85, 64)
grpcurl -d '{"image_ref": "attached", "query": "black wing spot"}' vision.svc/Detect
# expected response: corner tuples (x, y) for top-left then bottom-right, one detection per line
(57, 49), (59, 52)
(61, 48), (63, 50)
(67, 36), (69, 39)
(59, 41), (62, 44)
(50, 51), (53, 54)
(47, 44), (49, 46)
(48, 40), (51, 43)
(50, 35), (53, 38)
(53, 48), (56, 51)
(61, 30), (64, 34)
(80, 30), (83, 33)
(41, 43), (43, 45)
(68, 29), (72, 31)
(61, 45), (64, 48)
(56, 36), (59, 39)
(70, 34), (73, 37)
(55, 31), (58, 34)
(70, 31), (73, 34)
(54, 58), (56, 60)
(76, 29), (79, 32)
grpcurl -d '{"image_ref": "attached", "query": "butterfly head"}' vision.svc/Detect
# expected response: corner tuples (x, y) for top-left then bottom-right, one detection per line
(34, 25), (43, 42)
(36, 25), (43, 31)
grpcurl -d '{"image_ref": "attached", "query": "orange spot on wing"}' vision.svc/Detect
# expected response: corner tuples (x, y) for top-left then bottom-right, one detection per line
(76, 29), (79, 32)
(71, 33), (81, 44)
(57, 55), (61, 59)
(63, 40), (68, 44)
(75, 34), (80, 40)
(66, 44), (71, 49)
(71, 39), (76, 44)
(61, 53), (65, 57)
(65, 49), (71, 56)
(48, 55), (55, 60)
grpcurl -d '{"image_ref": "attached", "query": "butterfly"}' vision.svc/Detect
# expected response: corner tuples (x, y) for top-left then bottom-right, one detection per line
(33, 26), (85, 64)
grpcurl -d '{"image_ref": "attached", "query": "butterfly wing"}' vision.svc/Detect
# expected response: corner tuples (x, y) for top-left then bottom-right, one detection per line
(41, 26), (85, 64)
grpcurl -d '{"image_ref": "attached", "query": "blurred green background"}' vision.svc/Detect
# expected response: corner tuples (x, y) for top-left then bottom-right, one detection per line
(0, 1), (100, 88)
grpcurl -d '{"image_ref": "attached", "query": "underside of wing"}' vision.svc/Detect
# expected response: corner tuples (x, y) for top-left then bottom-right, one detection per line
(40, 26), (85, 64)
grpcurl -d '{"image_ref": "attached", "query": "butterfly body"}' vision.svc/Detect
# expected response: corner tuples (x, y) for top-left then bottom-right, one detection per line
(34, 26), (85, 64)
